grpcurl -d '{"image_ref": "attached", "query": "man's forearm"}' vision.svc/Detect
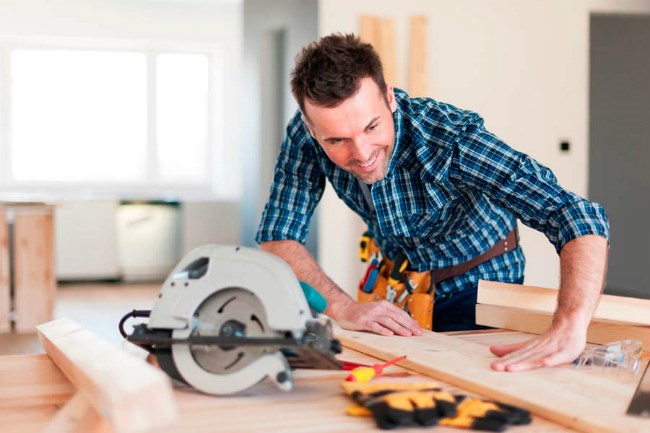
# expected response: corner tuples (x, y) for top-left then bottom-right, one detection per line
(259, 240), (354, 317)
(554, 234), (609, 330)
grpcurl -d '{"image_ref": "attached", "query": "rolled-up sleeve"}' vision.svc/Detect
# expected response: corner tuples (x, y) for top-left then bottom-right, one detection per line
(450, 113), (609, 253)
(255, 114), (326, 244)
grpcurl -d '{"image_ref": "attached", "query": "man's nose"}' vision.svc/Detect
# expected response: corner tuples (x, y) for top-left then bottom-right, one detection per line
(350, 136), (373, 162)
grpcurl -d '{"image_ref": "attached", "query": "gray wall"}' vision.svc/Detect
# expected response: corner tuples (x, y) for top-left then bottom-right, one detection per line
(589, 14), (650, 298)
(241, 0), (319, 255)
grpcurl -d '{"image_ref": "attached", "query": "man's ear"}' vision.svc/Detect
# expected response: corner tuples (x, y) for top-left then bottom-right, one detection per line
(386, 85), (397, 113)
(301, 114), (317, 139)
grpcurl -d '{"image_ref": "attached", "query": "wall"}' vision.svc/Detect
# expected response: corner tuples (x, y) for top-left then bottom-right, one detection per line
(317, 0), (650, 295)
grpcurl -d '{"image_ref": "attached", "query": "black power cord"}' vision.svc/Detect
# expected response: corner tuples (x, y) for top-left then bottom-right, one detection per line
(118, 309), (151, 338)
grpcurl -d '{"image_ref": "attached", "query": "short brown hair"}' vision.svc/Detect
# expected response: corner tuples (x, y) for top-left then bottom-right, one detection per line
(290, 33), (387, 115)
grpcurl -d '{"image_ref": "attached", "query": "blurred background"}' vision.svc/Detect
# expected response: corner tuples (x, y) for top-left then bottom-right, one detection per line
(0, 0), (649, 351)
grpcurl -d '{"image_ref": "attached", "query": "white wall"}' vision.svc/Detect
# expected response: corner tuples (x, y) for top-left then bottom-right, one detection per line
(317, 0), (650, 295)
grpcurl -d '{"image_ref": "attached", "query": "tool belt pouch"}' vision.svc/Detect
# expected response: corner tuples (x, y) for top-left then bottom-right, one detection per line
(407, 293), (434, 331)
(357, 234), (434, 329)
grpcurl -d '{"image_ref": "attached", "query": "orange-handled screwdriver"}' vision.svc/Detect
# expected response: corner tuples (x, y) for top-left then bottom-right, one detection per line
(344, 355), (407, 383)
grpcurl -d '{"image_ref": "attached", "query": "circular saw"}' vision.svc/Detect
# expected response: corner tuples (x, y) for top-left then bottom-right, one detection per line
(120, 245), (342, 395)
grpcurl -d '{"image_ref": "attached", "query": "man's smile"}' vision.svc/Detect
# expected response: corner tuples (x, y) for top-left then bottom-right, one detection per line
(355, 151), (380, 172)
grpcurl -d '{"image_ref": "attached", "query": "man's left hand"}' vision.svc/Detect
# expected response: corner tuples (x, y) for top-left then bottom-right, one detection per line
(488, 320), (587, 372)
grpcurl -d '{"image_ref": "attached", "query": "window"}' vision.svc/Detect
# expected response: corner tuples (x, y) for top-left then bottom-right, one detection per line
(1, 46), (219, 197)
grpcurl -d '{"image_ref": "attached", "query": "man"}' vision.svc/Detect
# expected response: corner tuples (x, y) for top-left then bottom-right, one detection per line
(256, 33), (609, 372)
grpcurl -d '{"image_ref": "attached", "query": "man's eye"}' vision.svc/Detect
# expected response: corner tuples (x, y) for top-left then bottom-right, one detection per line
(368, 124), (378, 131)
(328, 139), (343, 144)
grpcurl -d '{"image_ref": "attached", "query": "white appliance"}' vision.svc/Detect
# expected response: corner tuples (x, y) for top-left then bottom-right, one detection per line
(55, 200), (121, 281)
(116, 201), (182, 282)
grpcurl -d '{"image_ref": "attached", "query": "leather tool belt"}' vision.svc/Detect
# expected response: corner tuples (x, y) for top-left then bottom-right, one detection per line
(357, 228), (519, 330)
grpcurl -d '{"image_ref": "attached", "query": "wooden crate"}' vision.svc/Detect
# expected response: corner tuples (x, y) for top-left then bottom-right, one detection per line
(0, 203), (56, 334)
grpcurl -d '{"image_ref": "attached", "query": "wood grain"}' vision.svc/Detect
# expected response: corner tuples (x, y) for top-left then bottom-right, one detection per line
(13, 208), (56, 333)
(360, 16), (398, 86)
(408, 16), (428, 96)
(478, 280), (650, 325)
(3, 345), (573, 433)
(0, 210), (10, 333)
(36, 318), (177, 433)
(0, 354), (74, 408)
(40, 392), (110, 433)
(336, 328), (650, 433)
(476, 303), (650, 350)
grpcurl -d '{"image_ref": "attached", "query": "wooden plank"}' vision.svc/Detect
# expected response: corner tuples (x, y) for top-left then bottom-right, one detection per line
(13, 209), (56, 333)
(478, 280), (650, 326)
(36, 318), (177, 433)
(408, 15), (428, 97)
(4, 347), (574, 433)
(476, 303), (650, 351)
(360, 16), (398, 86)
(336, 328), (650, 433)
(0, 210), (10, 333)
(0, 354), (74, 408)
(40, 392), (110, 433)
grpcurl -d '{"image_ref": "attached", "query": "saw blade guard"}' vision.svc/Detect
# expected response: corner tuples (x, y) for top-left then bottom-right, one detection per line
(147, 245), (313, 335)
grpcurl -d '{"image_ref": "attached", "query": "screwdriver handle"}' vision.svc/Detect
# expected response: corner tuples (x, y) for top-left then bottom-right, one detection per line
(345, 367), (376, 383)
(344, 356), (407, 383)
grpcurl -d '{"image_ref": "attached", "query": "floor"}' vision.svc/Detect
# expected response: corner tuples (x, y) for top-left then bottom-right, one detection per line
(0, 282), (161, 355)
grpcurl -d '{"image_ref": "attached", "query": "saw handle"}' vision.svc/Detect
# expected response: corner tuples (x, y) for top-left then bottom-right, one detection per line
(118, 309), (151, 338)
(299, 282), (328, 314)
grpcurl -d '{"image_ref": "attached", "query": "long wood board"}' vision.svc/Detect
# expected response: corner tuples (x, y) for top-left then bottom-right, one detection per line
(336, 328), (650, 433)
(478, 280), (650, 325)
(476, 303), (650, 350)
(13, 209), (56, 333)
(360, 16), (398, 86)
(408, 16), (428, 97)
(36, 318), (177, 433)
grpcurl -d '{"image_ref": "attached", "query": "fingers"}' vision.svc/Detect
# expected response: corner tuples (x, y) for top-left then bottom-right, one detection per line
(352, 301), (422, 337)
(490, 331), (585, 372)
(380, 301), (422, 336)
(489, 341), (527, 357)
(368, 321), (394, 336)
(492, 353), (548, 372)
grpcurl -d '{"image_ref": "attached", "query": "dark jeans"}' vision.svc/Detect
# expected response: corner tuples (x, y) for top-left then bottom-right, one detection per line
(432, 276), (524, 332)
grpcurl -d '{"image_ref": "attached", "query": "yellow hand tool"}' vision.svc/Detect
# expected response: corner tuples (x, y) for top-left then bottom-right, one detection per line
(345, 355), (407, 383)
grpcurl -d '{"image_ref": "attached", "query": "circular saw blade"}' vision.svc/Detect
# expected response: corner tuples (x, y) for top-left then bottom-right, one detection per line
(189, 287), (278, 375)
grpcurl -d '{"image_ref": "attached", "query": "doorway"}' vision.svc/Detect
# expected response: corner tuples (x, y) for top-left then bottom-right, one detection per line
(589, 14), (650, 299)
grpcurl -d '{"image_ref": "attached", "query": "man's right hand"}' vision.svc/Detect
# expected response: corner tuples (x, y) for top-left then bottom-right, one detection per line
(329, 299), (422, 337)
(259, 240), (422, 337)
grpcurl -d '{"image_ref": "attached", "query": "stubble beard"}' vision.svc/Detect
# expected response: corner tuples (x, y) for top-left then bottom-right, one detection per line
(350, 147), (390, 184)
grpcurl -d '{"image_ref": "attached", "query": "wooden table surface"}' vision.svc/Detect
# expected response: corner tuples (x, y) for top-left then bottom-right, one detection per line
(0, 329), (595, 433)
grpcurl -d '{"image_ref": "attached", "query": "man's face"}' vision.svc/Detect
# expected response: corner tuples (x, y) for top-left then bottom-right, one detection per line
(302, 77), (397, 184)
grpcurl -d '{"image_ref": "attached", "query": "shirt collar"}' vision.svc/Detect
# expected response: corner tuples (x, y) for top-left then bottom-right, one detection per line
(383, 89), (408, 181)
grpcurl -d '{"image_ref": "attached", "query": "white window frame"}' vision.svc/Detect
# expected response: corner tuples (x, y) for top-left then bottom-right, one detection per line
(0, 36), (230, 200)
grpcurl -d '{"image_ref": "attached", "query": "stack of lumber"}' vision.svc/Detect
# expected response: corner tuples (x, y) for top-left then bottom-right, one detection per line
(475, 280), (650, 350)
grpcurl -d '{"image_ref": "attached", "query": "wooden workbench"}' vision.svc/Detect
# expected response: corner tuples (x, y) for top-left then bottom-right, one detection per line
(0, 330), (593, 433)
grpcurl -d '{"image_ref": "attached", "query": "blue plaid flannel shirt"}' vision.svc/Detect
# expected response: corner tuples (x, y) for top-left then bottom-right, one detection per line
(256, 89), (609, 298)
